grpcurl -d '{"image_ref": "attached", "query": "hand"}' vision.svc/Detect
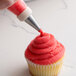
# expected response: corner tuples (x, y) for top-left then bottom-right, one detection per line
(0, 0), (18, 9)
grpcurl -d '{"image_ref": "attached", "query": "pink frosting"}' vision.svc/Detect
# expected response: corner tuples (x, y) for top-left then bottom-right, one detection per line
(25, 33), (65, 65)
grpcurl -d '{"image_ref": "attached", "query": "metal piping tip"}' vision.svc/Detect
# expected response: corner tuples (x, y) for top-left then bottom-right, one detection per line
(25, 15), (40, 31)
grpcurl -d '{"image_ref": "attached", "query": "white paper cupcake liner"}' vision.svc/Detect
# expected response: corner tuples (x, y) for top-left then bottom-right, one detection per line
(26, 57), (64, 76)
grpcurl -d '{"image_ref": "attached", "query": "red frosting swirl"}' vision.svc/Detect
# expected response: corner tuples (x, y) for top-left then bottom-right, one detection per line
(25, 33), (65, 65)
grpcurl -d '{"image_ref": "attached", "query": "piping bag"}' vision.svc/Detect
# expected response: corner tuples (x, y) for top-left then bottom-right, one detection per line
(8, 0), (41, 33)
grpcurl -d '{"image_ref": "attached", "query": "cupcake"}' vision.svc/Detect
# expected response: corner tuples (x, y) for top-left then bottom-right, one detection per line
(25, 32), (65, 76)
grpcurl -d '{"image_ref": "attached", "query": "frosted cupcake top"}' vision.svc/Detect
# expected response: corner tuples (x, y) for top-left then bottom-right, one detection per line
(25, 33), (65, 65)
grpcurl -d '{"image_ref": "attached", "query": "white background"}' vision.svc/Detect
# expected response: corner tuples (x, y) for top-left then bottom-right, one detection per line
(0, 0), (76, 76)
